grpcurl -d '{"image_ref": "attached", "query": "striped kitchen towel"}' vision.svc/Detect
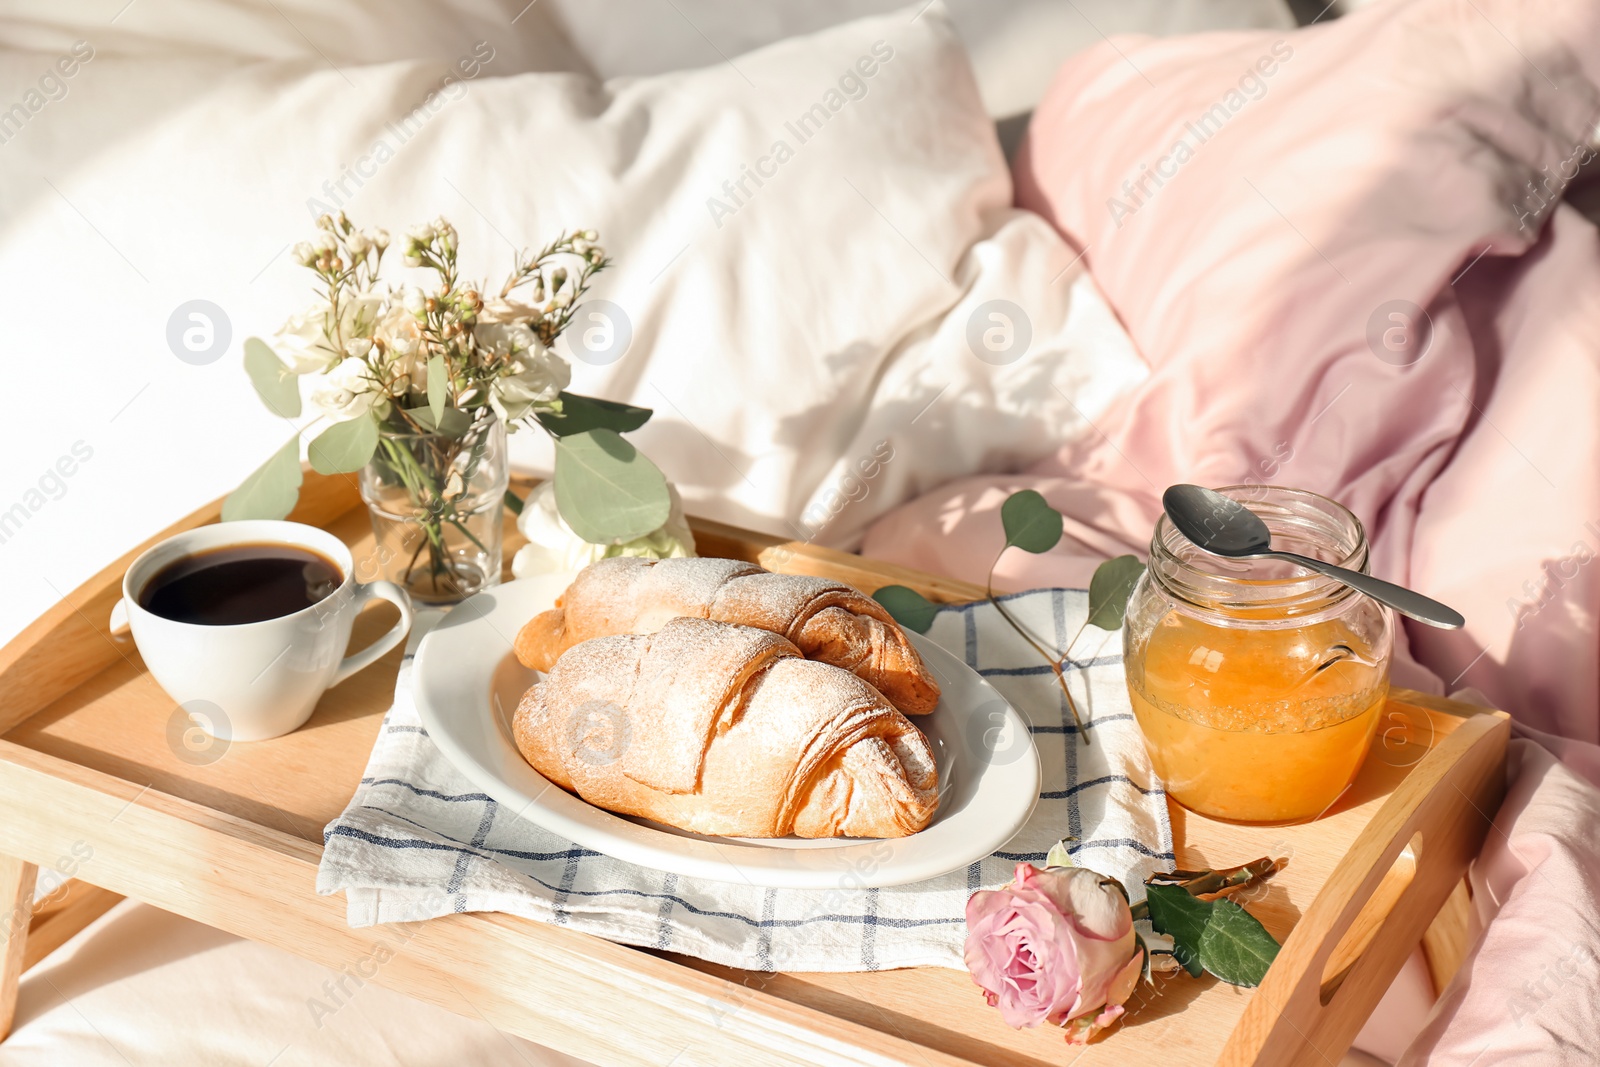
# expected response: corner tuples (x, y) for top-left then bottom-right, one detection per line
(316, 588), (1172, 972)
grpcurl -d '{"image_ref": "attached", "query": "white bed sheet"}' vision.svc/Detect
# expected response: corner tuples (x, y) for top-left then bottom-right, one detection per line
(0, 900), (586, 1067)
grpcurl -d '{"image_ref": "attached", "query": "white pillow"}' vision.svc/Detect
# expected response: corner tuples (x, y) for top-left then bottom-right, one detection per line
(0, 0), (584, 71)
(0, 3), (1144, 647)
(1, 0), (1294, 118)
(536, 0), (1296, 118)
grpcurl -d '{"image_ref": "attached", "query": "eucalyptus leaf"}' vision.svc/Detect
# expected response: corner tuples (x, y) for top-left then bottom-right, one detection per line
(243, 337), (302, 419)
(404, 406), (472, 438)
(426, 355), (447, 423)
(536, 392), (653, 437)
(1000, 489), (1063, 555)
(1043, 840), (1076, 870)
(1086, 555), (1146, 631)
(1144, 883), (1209, 978)
(222, 435), (303, 521)
(1195, 897), (1280, 987)
(308, 415), (379, 475)
(872, 585), (939, 634)
(553, 428), (671, 543)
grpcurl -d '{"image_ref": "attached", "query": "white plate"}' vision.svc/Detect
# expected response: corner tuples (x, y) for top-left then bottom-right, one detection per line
(413, 574), (1040, 889)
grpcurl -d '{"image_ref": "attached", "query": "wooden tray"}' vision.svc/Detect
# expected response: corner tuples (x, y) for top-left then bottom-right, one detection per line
(0, 472), (1509, 1066)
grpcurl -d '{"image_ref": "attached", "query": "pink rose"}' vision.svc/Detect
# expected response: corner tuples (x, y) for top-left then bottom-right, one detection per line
(964, 863), (1144, 1041)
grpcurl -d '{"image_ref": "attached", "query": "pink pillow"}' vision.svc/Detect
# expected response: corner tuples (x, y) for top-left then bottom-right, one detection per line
(1011, 0), (1598, 560)
(868, 0), (1600, 591)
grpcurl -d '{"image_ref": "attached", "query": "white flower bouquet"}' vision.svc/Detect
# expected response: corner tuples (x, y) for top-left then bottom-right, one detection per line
(228, 211), (685, 601)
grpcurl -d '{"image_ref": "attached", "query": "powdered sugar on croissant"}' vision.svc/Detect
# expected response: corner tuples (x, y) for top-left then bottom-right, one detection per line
(514, 556), (941, 714)
(513, 617), (939, 838)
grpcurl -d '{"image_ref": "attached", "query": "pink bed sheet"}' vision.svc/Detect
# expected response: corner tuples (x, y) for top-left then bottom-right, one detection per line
(862, 0), (1600, 1060)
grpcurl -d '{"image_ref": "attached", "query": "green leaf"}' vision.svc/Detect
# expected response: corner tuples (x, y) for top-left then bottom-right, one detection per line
(1144, 883), (1210, 978)
(1195, 897), (1280, 987)
(243, 337), (302, 419)
(872, 585), (939, 634)
(1000, 489), (1063, 555)
(1086, 555), (1146, 631)
(536, 392), (653, 437)
(553, 428), (671, 543)
(404, 405), (472, 438)
(307, 415), (379, 475)
(1044, 840), (1075, 870)
(222, 436), (303, 521)
(503, 489), (525, 516)
(426, 355), (447, 423)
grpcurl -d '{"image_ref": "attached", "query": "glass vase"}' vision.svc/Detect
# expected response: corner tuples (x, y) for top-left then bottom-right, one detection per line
(358, 409), (509, 605)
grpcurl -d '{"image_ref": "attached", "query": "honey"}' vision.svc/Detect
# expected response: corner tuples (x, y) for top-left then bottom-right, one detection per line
(1122, 487), (1393, 825)
(1126, 609), (1386, 824)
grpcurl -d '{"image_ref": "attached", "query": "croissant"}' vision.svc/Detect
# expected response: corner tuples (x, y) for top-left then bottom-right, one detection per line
(514, 556), (941, 714)
(512, 617), (940, 838)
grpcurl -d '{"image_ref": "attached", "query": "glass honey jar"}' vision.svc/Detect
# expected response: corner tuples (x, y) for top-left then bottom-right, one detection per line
(1122, 486), (1392, 825)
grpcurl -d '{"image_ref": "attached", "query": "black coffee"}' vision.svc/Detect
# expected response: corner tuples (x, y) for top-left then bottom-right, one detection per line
(138, 543), (343, 625)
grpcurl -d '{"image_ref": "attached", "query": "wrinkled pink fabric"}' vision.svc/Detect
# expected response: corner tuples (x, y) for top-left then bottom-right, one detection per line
(863, 0), (1600, 1061)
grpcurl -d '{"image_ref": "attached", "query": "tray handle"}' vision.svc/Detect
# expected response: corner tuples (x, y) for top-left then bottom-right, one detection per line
(1219, 705), (1510, 1067)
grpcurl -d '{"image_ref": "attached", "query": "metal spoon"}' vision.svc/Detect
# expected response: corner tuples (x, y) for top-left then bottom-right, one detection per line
(1162, 484), (1464, 629)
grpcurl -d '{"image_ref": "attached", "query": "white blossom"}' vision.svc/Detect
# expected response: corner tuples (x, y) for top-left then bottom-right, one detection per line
(273, 303), (340, 374)
(305, 357), (383, 422)
(473, 320), (538, 358)
(487, 342), (570, 422)
(272, 295), (383, 374)
(477, 297), (541, 325)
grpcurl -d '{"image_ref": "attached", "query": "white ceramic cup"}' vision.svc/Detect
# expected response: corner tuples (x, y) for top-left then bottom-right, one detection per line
(111, 520), (414, 741)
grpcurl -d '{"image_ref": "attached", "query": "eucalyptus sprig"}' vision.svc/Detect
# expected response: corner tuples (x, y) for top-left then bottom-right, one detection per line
(874, 490), (1147, 745)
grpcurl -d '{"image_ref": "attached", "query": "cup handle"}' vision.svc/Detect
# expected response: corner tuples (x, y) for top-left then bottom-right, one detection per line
(331, 581), (415, 687)
(108, 598), (134, 643)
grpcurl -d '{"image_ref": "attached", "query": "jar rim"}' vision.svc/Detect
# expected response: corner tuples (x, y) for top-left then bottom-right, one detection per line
(1148, 484), (1369, 623)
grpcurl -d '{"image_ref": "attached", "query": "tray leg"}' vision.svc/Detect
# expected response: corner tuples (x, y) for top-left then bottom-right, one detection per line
(0, 854), (37, 1042)
(1421, 876), (1473, 996)
(23, 882), (123, 974)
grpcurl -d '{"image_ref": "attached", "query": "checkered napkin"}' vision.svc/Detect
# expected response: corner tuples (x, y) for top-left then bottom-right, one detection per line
(316, 588), (1173, 972)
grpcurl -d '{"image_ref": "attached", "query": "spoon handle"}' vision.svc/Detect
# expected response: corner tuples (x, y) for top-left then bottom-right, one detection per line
(1267, 552), (1465, 629)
